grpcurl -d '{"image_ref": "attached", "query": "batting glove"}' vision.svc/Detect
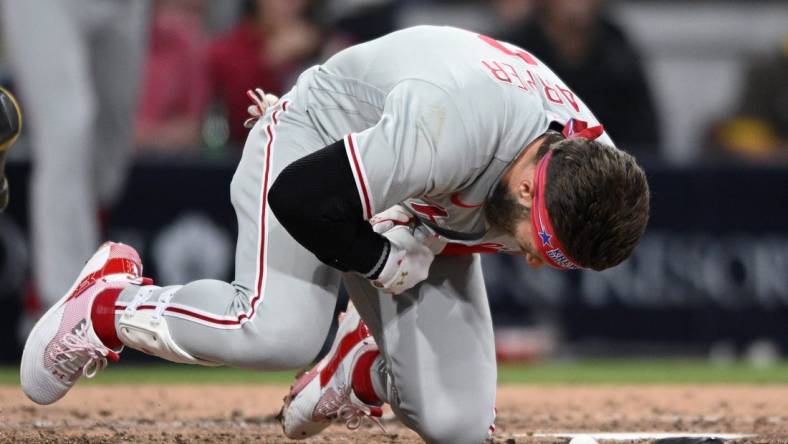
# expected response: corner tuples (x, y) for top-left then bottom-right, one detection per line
(370, 205), (413, 234)
(243, 88), (280, 129)
(371, 225), (435, 295)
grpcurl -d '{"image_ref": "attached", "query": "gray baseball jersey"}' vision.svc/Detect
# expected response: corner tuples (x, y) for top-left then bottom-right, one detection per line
(110, 26), (612, 443)
(309, 25), (614, 254)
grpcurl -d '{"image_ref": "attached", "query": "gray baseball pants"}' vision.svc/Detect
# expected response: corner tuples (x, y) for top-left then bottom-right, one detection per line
(1, 0), (149, 308)
(114, 81), (497, 443)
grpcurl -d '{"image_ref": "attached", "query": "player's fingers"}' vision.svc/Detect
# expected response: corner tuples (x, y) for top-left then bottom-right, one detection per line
(263, 93), (280, 107)
(243, 117), (257, 129)
(245, 89), (259, 104)
(247, 104), (261, 117)
(371, 220), (394, 234)
(413, 225), (430, 242)
(246, 89), (264, 112)
(244, 88), (281, 129)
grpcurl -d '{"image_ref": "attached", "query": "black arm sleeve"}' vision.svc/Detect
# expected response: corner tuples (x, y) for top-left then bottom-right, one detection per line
(268, 140), (389, 277)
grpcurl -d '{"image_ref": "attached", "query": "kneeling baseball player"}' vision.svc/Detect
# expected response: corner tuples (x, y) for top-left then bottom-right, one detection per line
(21, 26), (649, 443)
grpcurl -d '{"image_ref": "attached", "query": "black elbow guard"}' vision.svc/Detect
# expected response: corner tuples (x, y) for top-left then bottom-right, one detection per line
(268, 140), (386, 274)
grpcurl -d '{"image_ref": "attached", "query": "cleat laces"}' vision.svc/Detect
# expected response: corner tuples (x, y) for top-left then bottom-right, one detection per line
(316, 384), (386, 433)
(49, 322), (117, 382)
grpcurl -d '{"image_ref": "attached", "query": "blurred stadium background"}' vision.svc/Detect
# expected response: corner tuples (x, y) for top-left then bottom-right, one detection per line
(0, 0), (787, 375)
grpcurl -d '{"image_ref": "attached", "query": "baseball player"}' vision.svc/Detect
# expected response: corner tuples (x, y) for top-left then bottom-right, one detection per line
(1, 0), (149, 313)
(20, 26), (649, 444)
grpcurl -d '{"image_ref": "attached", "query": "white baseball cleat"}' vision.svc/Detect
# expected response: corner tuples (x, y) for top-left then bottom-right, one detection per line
(20, 242), (148, 405)
(278, 305), (384, 439)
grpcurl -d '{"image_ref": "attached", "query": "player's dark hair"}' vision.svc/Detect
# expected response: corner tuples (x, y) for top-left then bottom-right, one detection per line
(537, 137), (650, 271)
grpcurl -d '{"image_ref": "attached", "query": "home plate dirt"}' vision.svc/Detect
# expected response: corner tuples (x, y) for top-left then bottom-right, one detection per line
(1, 385), (786, 443)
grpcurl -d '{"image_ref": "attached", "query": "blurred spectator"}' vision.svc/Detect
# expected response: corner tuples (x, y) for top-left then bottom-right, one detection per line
(1, 1), (149, 316)
(208, 0), (320, 146)
(135, 0), (209, 154)
(711, 36), (788, 162)
(496, 0), (660, 156)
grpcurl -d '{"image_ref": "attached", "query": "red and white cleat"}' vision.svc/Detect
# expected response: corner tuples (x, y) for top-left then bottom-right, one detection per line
(20, 242), (148, 405)
(278, 305), (384, 439)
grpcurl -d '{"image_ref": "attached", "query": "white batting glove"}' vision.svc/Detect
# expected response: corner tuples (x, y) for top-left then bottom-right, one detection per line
(371, 225), (435, 295)
(243, 88), (280, 128)
(371, 205), (447, 255)
(370, 204), (413, 234)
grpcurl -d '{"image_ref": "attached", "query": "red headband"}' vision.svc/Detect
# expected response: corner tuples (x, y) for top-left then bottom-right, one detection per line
(530, 118), (604, 270)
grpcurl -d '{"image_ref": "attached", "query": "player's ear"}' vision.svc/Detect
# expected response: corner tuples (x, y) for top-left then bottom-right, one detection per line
(516, 164), (537, 210)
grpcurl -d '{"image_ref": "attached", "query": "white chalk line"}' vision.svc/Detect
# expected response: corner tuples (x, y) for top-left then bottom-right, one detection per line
(524, 432), (755, 441)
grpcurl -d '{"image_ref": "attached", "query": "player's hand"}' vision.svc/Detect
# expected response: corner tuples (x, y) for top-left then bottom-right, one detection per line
(371, 205), (447, 255)
(370, 205), (413, 234)
(371, 225), (435, 295)
(243, 88), (280, 129)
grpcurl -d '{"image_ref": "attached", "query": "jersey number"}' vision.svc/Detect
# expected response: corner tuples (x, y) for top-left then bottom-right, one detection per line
(477, 34), (538, 66)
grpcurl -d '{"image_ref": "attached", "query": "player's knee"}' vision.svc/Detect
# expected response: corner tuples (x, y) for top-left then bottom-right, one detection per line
(413, 401), (493, 444)
(394, 386), (494, 444)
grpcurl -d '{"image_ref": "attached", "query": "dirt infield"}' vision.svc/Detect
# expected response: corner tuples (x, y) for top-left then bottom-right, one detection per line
(1, 385), (787, 443)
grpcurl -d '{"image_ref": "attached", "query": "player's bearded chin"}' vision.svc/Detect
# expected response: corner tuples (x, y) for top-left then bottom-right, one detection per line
(484, 181), (530, 237)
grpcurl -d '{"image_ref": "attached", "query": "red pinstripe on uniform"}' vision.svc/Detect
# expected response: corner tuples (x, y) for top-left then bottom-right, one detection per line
(115, 101), (290, 327)
(344, 133), (374, 220)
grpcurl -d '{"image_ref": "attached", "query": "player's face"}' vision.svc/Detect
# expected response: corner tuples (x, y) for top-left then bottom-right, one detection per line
(485, 180), (542, 266)
(485, 138), (548, 268)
